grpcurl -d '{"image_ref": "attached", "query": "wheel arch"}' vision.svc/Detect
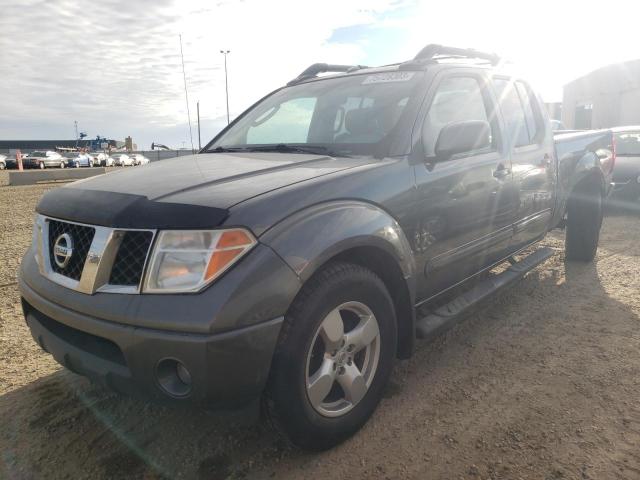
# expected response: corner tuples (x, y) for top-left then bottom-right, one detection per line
(567, 165), (606, 209)
(260, 200), (417, 359)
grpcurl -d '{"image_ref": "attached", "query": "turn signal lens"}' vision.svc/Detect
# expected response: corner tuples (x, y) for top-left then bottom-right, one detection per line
(204, 230), (255, 281)
(143, 228), (256, 293)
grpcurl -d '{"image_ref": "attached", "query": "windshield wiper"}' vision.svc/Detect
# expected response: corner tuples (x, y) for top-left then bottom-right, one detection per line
(211, 146), (244, 153)
(210, 143), (350, 157)
(244, 144), (350, 157)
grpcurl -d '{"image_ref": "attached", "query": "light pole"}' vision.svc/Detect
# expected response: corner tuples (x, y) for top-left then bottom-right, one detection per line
(220, 50), (230, 124)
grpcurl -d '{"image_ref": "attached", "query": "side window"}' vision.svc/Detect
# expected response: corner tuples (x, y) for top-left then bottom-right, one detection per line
(515, 81), (542, 143)
(422, 76), (495, 157)
(493, 78), (530, 147)
(246, 97), (317, 144)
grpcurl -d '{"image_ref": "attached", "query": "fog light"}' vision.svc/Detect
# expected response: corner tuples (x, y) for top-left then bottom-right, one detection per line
(156, 358), (192, 397)
(176, 362), (192, 385)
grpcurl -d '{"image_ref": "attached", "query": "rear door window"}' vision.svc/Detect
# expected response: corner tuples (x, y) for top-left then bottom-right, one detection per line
(515, 81), (542, 143)
(493, 78), (530, 147)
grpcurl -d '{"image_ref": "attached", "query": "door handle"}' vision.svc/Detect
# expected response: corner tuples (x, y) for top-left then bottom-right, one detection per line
(493, 164), (511, 178)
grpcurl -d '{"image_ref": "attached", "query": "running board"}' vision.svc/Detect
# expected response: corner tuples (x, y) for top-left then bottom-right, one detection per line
(415, 247), (554, 340)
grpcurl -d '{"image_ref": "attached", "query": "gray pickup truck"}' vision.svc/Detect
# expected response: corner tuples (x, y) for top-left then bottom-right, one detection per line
(19, 44), (614, 450)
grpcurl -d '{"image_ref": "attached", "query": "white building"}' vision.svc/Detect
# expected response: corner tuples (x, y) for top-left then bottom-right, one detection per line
(562, 59), (640, 129)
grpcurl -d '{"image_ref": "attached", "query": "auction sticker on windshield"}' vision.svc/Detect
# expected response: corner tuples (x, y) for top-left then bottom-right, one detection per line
(362, 71), (415, 84)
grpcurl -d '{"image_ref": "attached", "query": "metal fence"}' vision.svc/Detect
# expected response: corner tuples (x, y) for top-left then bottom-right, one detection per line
(0, 148), (197, 162)
(130, 150), (197, 161)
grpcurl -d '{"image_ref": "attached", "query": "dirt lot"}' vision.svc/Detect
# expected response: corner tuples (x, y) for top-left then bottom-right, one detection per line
(1, 181), (640, 480)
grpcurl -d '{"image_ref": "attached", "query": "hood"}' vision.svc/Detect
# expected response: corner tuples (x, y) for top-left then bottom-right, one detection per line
(612, 155), (640, 182)
(36, 152), (375, 229)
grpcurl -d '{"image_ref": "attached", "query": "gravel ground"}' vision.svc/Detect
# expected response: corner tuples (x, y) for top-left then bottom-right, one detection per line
(1, 183), (640, 480)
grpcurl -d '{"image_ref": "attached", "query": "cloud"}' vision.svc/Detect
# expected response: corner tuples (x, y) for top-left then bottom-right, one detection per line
(0, 0), (406, 148)
(4, 0), (638, 149)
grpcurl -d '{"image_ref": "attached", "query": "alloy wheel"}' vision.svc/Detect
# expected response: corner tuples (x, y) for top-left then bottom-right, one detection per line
(305, 301), (381, 417)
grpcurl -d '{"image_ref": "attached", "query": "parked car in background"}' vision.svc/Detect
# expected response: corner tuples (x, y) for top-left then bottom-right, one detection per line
(87, 153), (99, 166)
(550, 119), (567, 131)
(90, 152), (108, 166)
(112, 153), (134, 166)
(1, 155), (19, 169)
(611, 126), (640, 199)
(132, 154), (150, 166)
(104, 155), (116, 167)
(0, 154), (6, 170)
(22, 151), (67, 169)
(68, 153), (94, 168)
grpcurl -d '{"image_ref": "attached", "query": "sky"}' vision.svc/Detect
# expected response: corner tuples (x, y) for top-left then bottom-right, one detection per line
(1, 0), (639, 149)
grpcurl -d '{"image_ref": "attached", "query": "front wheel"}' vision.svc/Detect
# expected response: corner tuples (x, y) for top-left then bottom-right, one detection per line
(565, 186), (603, 262)
(39, 162), (45, 169)
(60, 161), (65, 169)
(265, 262), (397, 451)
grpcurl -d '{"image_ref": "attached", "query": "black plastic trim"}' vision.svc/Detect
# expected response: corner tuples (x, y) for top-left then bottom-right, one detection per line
(36, 188), (229, 229)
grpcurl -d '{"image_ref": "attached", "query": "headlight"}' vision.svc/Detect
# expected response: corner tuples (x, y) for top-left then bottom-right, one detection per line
(143, 228), (256, 293)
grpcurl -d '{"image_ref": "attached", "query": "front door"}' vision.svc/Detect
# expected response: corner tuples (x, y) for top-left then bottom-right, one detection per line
(412, 72), (516, 301)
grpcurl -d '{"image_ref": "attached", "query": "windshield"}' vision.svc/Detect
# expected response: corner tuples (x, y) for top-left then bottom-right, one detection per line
(616, 131), (640, 156)
(206, 70), (425, 157)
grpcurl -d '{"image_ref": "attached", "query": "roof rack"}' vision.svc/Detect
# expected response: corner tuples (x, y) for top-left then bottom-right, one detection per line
(401, 44), (500, 68)
(287, 63), (367, 86)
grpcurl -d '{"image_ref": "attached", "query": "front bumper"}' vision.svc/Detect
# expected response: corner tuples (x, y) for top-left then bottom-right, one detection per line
(19, 243), (301, 407)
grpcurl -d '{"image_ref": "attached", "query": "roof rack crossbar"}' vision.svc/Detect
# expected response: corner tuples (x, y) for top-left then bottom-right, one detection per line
(411, 44), (500, 66)
(287, 63), (367, 86)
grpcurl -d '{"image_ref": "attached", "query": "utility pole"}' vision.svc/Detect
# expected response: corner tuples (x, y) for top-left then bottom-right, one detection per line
(197, 101), (201, 150)
(179, 34), (195, 152)
(220, 50), (231, 124)
(74, 121), (79, 148)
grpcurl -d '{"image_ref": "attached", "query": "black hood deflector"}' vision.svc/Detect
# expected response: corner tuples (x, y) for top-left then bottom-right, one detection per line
(36, 188), (228, 229)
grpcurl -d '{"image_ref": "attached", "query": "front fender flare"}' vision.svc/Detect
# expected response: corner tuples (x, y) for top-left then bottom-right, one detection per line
(260, 201), (415, 288)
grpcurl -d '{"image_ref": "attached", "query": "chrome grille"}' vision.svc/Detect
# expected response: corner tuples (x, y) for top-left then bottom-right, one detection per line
(47, 220), (95, 280)
(109, 231), (154, 286)
(35, 215), (155, 294)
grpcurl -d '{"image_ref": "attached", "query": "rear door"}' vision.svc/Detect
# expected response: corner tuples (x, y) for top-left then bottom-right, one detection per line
(412, 69), (516, 300)
(492, 77), (555, 250)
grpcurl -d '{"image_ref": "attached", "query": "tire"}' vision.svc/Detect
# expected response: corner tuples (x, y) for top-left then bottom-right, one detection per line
(60, 161), (65, 169)
(39, 162), (45, 170)
(565, 186), (603, 262)
(0, 162), (5, 170)
(265, 261), (397, 451)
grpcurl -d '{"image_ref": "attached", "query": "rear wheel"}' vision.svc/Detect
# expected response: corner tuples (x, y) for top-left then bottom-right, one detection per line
(39, 161), (45, 169)
(565, 185), (603, 262)
(0, 162), (5, 170)
(265, 262), (397, 451)
(59, 161), (65, 169)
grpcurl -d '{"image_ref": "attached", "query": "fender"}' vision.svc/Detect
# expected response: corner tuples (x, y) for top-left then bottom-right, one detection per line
(260, 200), (415, 285)
(552, 149), (607, 228)
(260, 200), (417, 357)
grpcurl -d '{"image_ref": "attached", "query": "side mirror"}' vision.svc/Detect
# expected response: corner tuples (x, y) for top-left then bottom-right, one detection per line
(434, 120), (491, 161)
